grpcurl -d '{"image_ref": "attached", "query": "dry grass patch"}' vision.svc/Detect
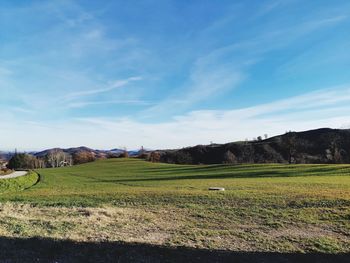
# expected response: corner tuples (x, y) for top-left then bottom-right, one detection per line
(0, 203), (179, 245)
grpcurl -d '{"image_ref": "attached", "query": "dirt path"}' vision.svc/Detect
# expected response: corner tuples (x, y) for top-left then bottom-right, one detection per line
(0, 171), (27, 179)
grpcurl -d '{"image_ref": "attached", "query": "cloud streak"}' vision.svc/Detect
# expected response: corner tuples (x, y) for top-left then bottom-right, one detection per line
(67, 99), (153, 109)
(64, 76), (142, 100)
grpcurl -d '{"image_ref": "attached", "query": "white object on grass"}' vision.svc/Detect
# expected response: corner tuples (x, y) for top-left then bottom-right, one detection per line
(209, 187), (225, 191)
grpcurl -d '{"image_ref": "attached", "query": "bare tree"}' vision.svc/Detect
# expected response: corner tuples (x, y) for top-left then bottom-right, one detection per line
(223, 150), (237, 164)
(283, 132), (297, 164)
(149, 152), (161, 162)
(330, 135), (342, 163)
(242, 144), (255, 163)
(44, 149), (74, 168)
(120, 147), (129, 158)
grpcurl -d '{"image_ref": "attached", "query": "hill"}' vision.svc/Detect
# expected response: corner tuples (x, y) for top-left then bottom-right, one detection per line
(155, 128), (350, 164)
(34, 146), (141, 159)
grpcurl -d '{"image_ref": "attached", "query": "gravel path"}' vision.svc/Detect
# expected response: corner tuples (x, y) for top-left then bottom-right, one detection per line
(0, 171), (27, 179)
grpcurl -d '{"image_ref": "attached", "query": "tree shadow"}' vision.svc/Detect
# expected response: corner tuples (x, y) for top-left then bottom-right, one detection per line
(144, 164), (350, 174)
(0, 237), (348, 263)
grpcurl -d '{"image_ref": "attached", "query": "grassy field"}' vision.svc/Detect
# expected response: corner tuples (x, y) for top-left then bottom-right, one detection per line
(0, 158), (349, 258)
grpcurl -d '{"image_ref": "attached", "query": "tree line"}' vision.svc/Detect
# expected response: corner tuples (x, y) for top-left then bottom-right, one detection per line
(6, 148), (147, 170)
(7, 150), (98, 170)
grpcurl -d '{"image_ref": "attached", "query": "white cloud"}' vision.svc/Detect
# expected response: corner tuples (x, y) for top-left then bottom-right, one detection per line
(1, 85), (350, 151)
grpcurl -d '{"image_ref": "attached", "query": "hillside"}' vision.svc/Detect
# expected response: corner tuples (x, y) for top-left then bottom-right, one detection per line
(155, 128), (350, 164)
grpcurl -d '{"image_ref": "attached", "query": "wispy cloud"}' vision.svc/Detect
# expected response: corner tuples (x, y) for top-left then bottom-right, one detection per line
(67, 99), (153, 109)
(65, 76), (142, 100)
(144, 9), (348, 118)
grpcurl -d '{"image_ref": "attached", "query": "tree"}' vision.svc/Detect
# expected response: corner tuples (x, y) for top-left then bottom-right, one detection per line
(283, 132), (297, 164)
(173, 151), (192, 164)
(257, 136), (262, 141)
(8, 153), (26, 169)
(45, 149), (72, 168)
(138, 146), (149, 159)
(72, 151), (95, 164)
(330, 135), (342, 163)
(149, 152), (161, 162)
(223, 150), (237, 164)
(242, 144), (255, 163)
(119, 148), (129, 158)
(8, 153), (32, 169)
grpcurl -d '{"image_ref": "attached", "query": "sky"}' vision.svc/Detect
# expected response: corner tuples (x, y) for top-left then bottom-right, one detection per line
(1, 0), (350, 151)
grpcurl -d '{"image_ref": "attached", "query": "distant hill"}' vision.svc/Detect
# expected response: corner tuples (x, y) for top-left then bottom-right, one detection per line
(154, 128), (350, 164)
(0, 151), (14, 161)
(34, 147), (141, 159)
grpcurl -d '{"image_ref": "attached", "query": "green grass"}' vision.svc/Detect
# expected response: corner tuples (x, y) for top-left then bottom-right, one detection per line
(0, 171), (38, 193)
(3, 158), (349, 206)
(0, 159), (349, 253)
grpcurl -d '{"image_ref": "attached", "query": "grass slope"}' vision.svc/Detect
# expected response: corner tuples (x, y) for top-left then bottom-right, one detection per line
(0, 171), (38, 194)
(0, 159), (349, 253)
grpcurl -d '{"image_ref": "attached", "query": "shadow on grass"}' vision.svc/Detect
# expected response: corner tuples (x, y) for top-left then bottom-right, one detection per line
(0, 237), (348, 263)
(93, 171), (305, 184)
(144, 164), (350, 175)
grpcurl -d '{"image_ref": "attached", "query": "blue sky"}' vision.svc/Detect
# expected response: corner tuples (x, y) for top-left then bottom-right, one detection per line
(1, 0), (350, 150)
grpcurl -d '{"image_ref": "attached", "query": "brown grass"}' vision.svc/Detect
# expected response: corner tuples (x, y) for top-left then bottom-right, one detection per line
(0, 202), (348, 253)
